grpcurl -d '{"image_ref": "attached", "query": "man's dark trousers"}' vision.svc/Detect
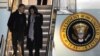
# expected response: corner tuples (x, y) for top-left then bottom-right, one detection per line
(12, 32), (24, 56)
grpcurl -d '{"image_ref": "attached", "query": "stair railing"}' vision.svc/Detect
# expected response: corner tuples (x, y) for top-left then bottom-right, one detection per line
(0, 34), (5, 56)
(46, 0), (77, 56)
(46, 0), (57, 56)
(4, 0), (15, 56)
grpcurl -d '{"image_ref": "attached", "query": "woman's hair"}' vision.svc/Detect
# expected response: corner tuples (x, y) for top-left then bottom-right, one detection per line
(28, 5), (38, 14)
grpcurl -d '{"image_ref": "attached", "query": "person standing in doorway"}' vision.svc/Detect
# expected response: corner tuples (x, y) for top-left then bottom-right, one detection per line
(7, 4), (26, 56)
(26, 5), (43, 56)
(37, 0), (47, 5)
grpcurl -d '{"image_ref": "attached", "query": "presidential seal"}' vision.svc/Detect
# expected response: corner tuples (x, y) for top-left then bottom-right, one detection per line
(60, 12), (100, 52)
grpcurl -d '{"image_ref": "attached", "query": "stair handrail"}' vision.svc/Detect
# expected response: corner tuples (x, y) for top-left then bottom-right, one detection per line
(46, 1), (57, 56)
(46, 0), (77, 56)
(0, 34), (5, 56)
(4, 0), (15, 56)
(45, 4), (53, 56)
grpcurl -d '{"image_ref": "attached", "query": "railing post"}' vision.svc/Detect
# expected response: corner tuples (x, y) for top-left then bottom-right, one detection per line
(0, 34), (5, 56)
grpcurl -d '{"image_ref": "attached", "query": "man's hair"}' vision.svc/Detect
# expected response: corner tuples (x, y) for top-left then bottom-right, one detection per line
(18, 4), (25, 8)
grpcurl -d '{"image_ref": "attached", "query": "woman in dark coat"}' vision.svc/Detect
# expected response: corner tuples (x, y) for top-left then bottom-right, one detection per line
(27, 5), (43, 56)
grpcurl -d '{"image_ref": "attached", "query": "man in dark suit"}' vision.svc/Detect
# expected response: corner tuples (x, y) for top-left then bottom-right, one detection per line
(37, 0), (47, 5)
(7, 4), (26, 56)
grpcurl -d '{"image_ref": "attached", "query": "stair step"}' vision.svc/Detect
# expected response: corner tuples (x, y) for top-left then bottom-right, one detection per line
(26, 20), (50, 25)
(43, 20), (50, 24)
(25, 5), (52, 9)
(43, 33), (49, 38)
(43, 20), (50, 23)
(24, 37), (48, 41)
(42, 26), (50, 33)
(25, 9), (51, 15)
(24, 44), (47, 50)
(25, 44), (47, 50)
(9, 44), (47, 51)
(8, 50), (46, 56)
(9, 53), (45, 56)
(9, 49), (46, 53)
(24, 38), (48, 44)
(43, 17), (51, 21)
(25, 52), (45, 56)
(26, 15), (50, 19)
(25, 16), (51, 21)
(26, 17), (50, 24)
(44, 20), (50, 23)
(26, 20), (50, 26)
(43, 32), (49, 35)
(24, 52), (45, 56)
(43, 22), (50, 26)
(24, 32), (49, 38)
(43, 15), (50, 18)
(42, 27), (49, 32)
(42, 26), (49, 29)
(43, 38), (48, 42)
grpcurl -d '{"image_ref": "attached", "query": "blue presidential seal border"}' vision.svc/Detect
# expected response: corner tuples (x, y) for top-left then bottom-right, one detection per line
(60, 12), (100, 52)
